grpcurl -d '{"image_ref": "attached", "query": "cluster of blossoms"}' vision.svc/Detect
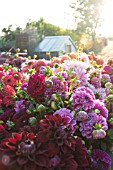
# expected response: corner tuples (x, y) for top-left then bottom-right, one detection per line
(0, 52), (112, 170)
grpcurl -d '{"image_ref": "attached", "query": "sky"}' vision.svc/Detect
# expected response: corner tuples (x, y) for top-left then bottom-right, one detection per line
(0, 0), (74, 33)
(0, 0), (113, 36)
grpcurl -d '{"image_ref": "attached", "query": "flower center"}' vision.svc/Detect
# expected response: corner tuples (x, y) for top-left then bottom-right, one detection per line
(18, 141), (36, 155)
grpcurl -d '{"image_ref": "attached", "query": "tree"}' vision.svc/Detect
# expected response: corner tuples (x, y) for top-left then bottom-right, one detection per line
(71, 0), (105, 35)
(26, 18), (66, 42)
(70, 0), (106, 53)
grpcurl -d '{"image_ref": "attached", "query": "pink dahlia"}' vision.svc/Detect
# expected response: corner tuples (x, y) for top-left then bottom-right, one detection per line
(32, 59), (47, 72)
(71, 86), (95, 111)
(102, 65), (112, 74)
(27, 73), (45, 99)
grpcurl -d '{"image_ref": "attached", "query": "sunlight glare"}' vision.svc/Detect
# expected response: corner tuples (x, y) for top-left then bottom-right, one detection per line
(100, 0), (113, 36)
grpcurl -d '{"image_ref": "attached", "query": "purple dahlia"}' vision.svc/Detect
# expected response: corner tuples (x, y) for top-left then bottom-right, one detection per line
(90, 149), (112, 170)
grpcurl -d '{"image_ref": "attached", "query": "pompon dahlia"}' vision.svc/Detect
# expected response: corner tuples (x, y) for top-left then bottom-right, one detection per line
(3, 75), (16, 86)
(71, 86), (95, 111)
(102, 65), (112, 74)
(90, 149), (112, 170)
(101, 74), (111, 86)
(90, 77), (101, 88)
(27, 73), (45, 99)
(79, 112), (98, 139)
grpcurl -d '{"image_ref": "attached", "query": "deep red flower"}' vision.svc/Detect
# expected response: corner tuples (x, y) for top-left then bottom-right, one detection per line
(60, 153), (78, 170)
(0, 131), (50, 170)
(11, 72), (23, 83)
(3, 75), (16, 86)
(0, 108), (15, 122)
(12, 111), (33, 130)
(0, 125), (9, 140)
(27, 73), (45, 99)
(3, 85), (15, 97)
(3, 96), (15, 107)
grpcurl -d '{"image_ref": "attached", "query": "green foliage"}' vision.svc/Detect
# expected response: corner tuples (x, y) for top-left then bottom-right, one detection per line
(26, 18), (77, 43)
(0, 25), (22, 51)
(70, 0), (106, 53)
(70, 0), (105, 35)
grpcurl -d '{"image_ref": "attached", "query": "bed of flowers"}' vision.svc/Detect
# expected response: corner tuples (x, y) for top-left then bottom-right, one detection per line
(0, 51), (113, 170)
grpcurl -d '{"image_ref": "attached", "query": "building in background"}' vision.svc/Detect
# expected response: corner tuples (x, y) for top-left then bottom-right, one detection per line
(35, 36), (77, 59)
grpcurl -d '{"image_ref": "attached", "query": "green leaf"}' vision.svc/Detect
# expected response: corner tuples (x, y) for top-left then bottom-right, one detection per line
(107, 129), (113, 139)
(0, 109), (4, 114)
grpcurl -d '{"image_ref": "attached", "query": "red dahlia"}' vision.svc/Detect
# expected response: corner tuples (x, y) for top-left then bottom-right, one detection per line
(27, 73), (45, 99)
(3, 75), (16, 86)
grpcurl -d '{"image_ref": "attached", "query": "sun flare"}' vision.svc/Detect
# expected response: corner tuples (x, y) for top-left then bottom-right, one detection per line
(100, 1), (113, 36)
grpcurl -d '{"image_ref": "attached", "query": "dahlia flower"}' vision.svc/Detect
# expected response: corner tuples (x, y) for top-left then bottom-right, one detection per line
(90, 149), (112, 170)
(71, 86), (95, 111)
(93, 100), (108, 118)
(53, 108), (76, 133)
(27, 73), (45, 99)
(74, 67), (90, 85)
(3, 75), (16, 86)
(90, 77), (101, 88)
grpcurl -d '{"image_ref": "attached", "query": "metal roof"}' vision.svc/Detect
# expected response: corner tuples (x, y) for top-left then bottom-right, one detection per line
(35, 36), (76, 52)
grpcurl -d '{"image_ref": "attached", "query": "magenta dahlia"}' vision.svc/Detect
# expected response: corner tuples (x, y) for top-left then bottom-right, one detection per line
(71, 86), (95, 111)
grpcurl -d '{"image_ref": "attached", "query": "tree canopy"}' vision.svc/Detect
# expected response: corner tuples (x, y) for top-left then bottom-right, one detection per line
(70, 0), (105, 35)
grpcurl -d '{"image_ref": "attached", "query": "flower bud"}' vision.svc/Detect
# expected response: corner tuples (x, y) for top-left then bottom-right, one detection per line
(51, 101), (57, 110)
(107, 94), (113, 102)
(74, 80), (81, 88)
(62, 92), (70, 100)
(29, 117), (37, 125)
(76, 111), (88, 121)
(105, 82), (112, 89)
(68, 71), (76, 79)
(51, 94), (59, 101)
(36, 104), (46, 112)
(26, 109), (32, 114)
(92, 129), (106, 139)
(45, 80), (53, 88)
(108, 118), (113, 126)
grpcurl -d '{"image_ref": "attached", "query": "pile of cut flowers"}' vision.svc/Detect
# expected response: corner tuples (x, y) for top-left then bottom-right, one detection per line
(0, 52), (113, 170)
